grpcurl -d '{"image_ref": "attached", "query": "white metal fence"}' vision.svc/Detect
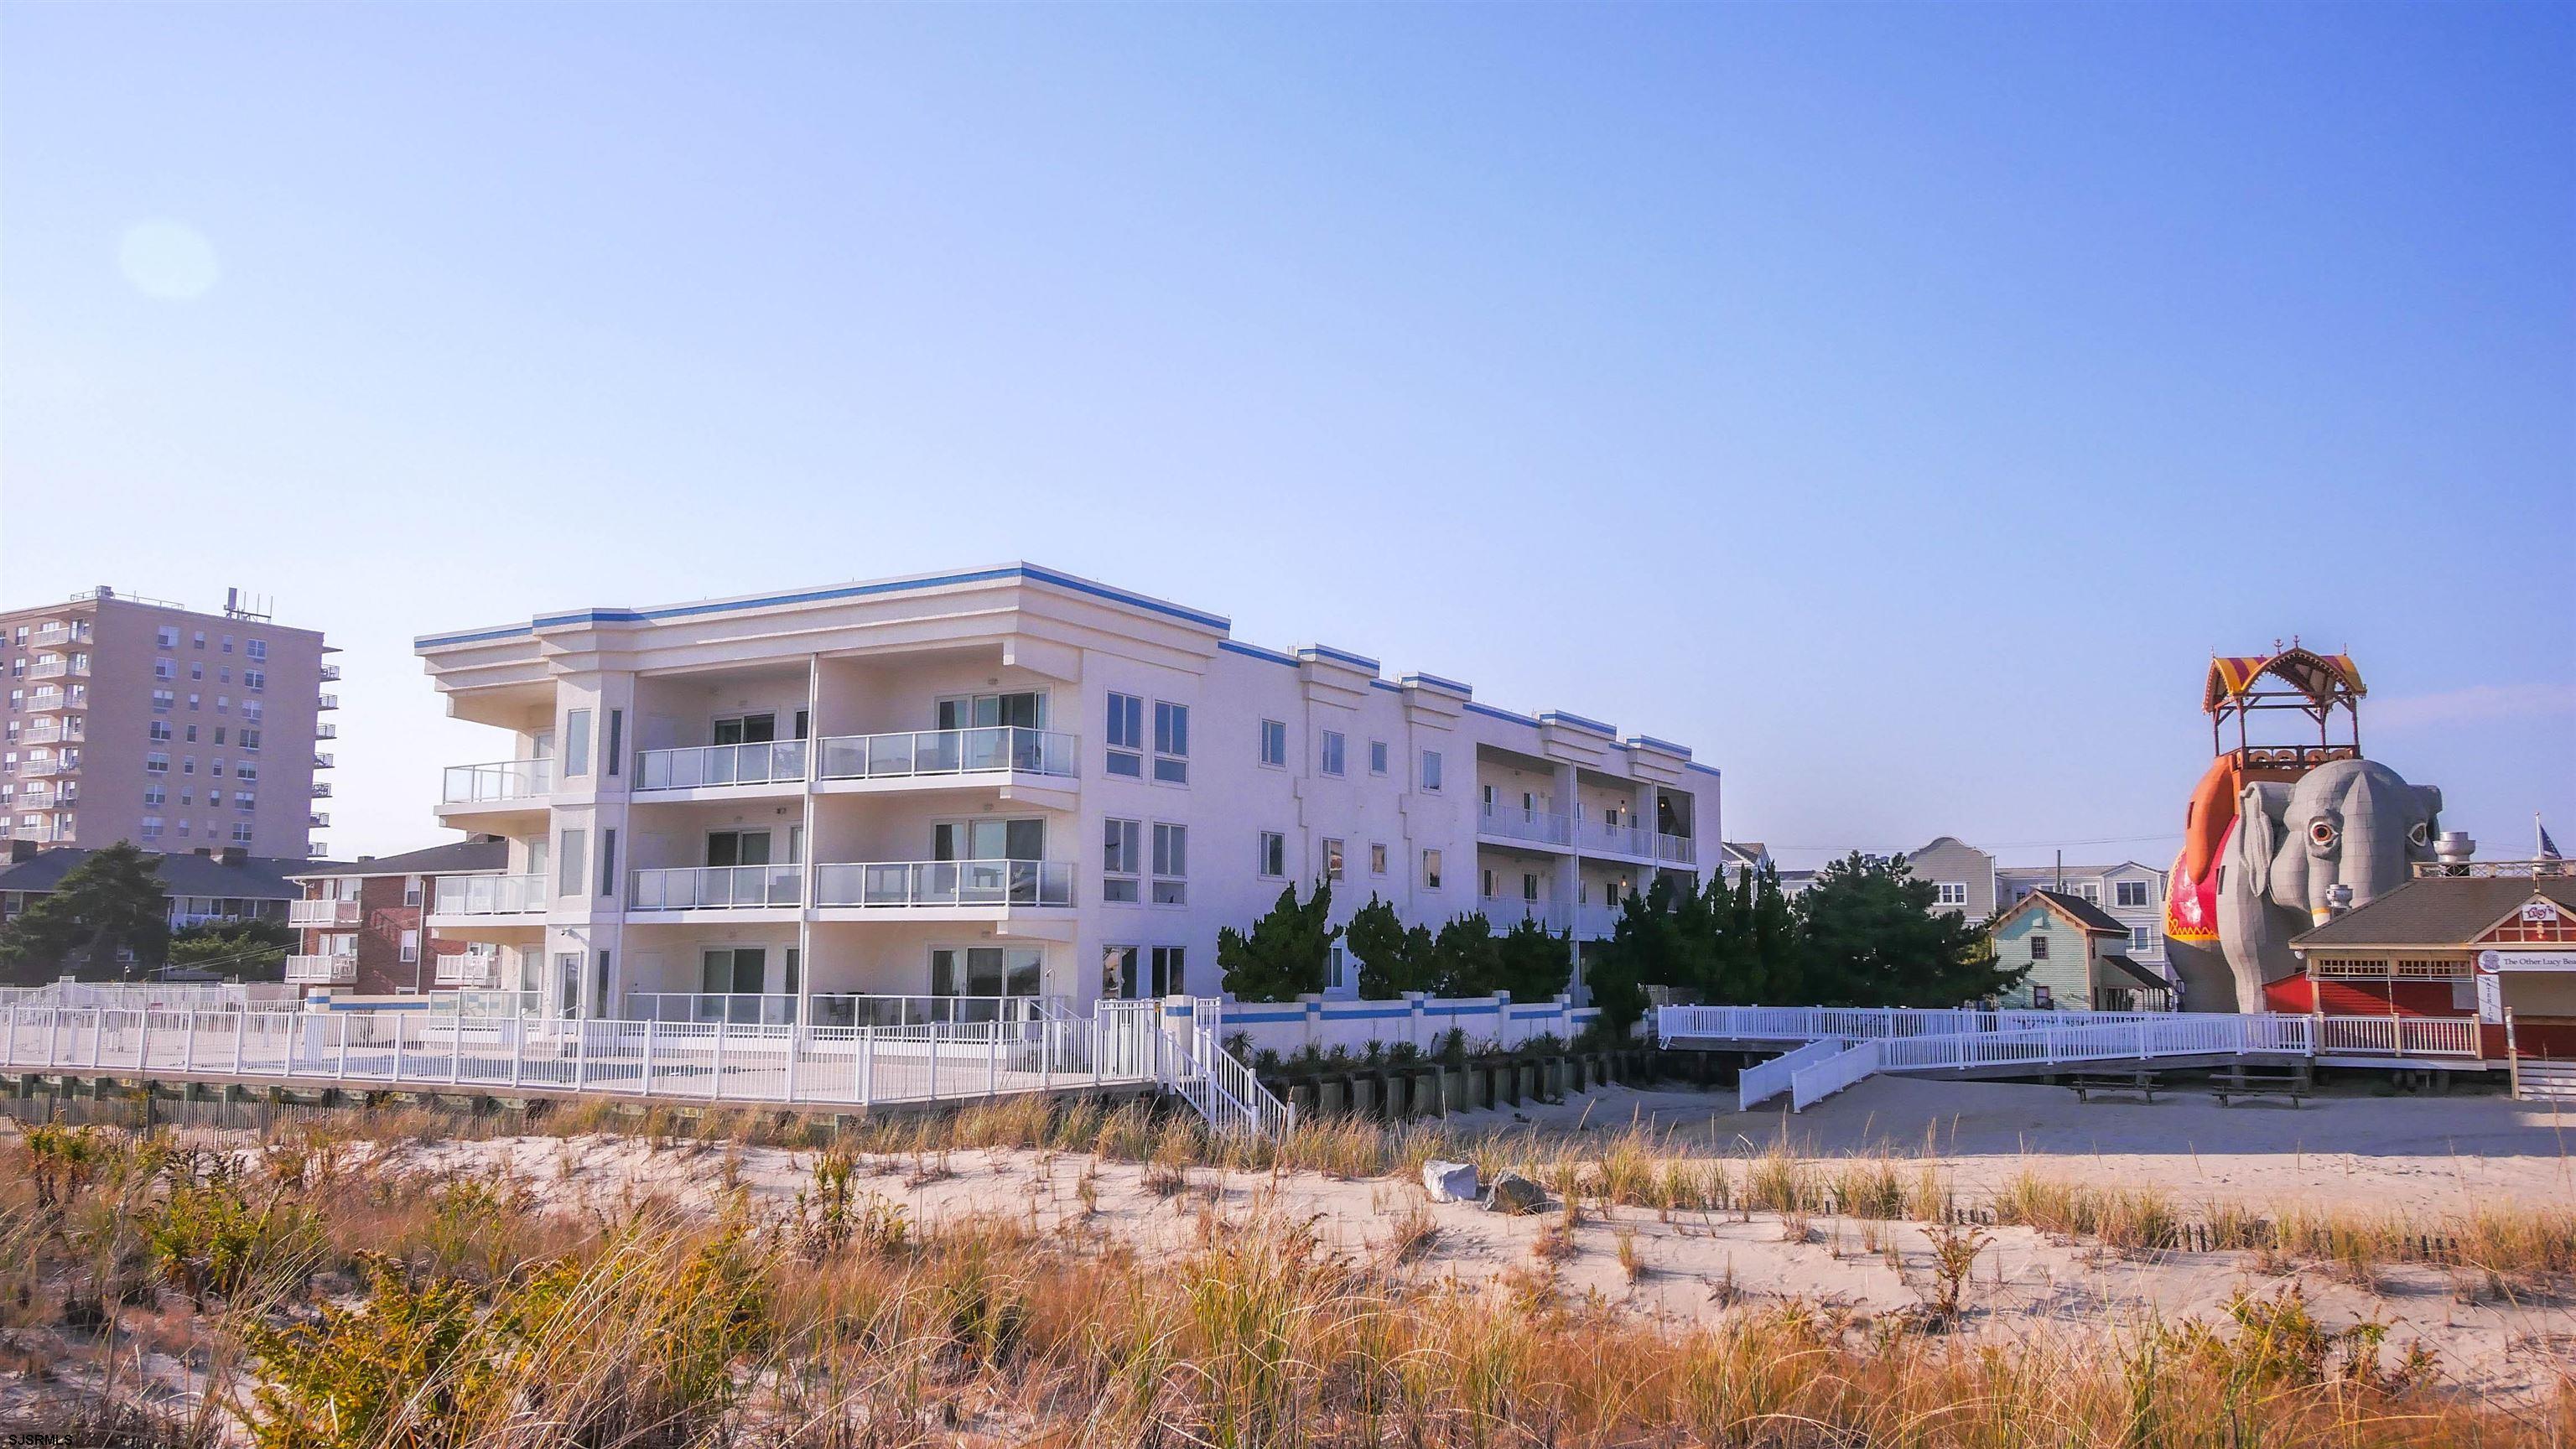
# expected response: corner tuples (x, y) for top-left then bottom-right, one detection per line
(1789, 1041), (1878, 1111)
(816, 726), (1078, 781)
(1738, 1037), (1838, 1110)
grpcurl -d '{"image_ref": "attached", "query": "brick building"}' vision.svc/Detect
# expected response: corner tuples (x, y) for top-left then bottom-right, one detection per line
(283, 839), (508, 996)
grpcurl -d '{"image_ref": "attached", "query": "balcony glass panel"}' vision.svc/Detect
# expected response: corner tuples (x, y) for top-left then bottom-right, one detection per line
(627, 864), (804, 910)
(442, 759), (552, 804)
(431, 873), (548, 916)
(635, 740), (808, 791)
(811, 860), (1074, 908)
(815, 726), (1077, 781)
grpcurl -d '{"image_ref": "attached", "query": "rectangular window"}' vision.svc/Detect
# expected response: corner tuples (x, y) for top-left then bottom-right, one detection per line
(154, 657), (174, 680)
(2114, 880), (2153, 908)
(1152, 701), (1189, 783)
(1522, 872), (1540, 902)
(600, 828), (618, 896)
(1103, 944), (1140, 999)
(1369, 740), (1389, 776)
(564, 709), (592, 776)
(1935, 882), (1968, 906)
(1420, 750), (1443, 792)
(150, 721), (172, 742)
(1150, 945), (1186, 997)
(246, 639), (267, 661)
(231, 823), (252, 844)
(400, 930), (420, 963)
(403, 875), (423, 907)
(558, 828), (587, 896)
(152, 690), (174, 713)
(1482, 867), (1497, 899)
(2130, 926), (2159, 955)
(1421, 848), (1443, 891)
(2028, 933), (2051, 961)
(1258, 830), (1286, 878)
(1258, 719), (1287, 768)
(1151, 823), (1187, 905)
(145, 753), (169, 774)
(2032, 984), (2054, 1010)
(157, 626), (179, 648)
(1369, 843), (1388, 875)
(141, 816), (164, 839)
(1102, 818), (1142, 902)
(235, 763), (257, 782)
(1105, 692), (1144, 777)
(1319, 730), (1345, 777)
(243, 669), (265, 692)
(1322, 838), (1344, 882)
(241, 728), (260, 750)
(605, 709), (623, 777)
(1328, 943), (1348, 992)
(143, 787), (164, 807)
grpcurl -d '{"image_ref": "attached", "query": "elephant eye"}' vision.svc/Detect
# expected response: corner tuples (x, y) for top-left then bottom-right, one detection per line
(2408, 822), (2430, 847)
(2309, 820), (2339, 848)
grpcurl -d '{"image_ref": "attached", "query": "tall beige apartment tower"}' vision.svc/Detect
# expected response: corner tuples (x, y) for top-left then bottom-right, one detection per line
(1, 587), (335, 859)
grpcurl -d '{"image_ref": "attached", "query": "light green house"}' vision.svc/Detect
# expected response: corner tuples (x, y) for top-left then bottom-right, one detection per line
(1989, 890), (2174, 1011)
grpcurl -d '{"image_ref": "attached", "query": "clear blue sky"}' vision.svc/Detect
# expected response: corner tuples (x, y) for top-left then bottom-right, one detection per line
(3, 3), (2569, 866)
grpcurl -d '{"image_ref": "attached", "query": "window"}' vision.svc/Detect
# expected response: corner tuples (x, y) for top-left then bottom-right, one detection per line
(1482, 867), (1496, 898)
(242, 701), (262, 723)
(157, 626), (179, 648)
(212, 728), (226, 745)
(2028, 932), (2050, 960)
(932, 945), (1044, 1000)
(1102, 818), (1142, 902)
(221, 634), (234, 654)
(187, 693), (200, 712)
(403, 875), (423, 907)
(1328, 944), (1349, 992)
(558, 828), (587, 896)
(145, 753), (169, 774)
(1522, 873), (1540, 902)
(1935, 882), (1969, 907)
(1107, 943), (1184, 998)
(141, 815), (164, 840)
(143, 786), (164, 807)
(600, 828), (618, 896)
(242, 729), (260, 750)
(1258, 830), (1286, 878)
(1420, 750), (1443, 792)
(185, 725), (199, 743)
(235, 763), (257, 782)
(231, 823), (252, 844)
(400, 930), (420, 964)
(1322, 838), (1344, 882)
(1420, 848), (1443, 891)
(1150, 946), (1186, 997)
(2130, 926), (2159, 956)
(192, 631), (205, 650)
(564, 709), (592, 776)
(1152, 701), (1188, 783)
(1258, 719), (1287, 768)
(1369, 842), (1388, 875)
(246, 639), (267, 661)
(1369, 740), (1389, 776)
(190, 662), (204, 681)
(236, 793), (255, 813)
(1105, 693), (1144, 777)
(152, 690), (174, 714)
(2071, 882), (2101, 905)
(710, 712), (776, 745)
(1102, 945), (1140, 999)
(936, 691), (1044, 730)
(182, 756), (196, 775)
(243, 670), (265, 692)
(1319, 730), (1345, 777)
(605, 709), (623, 777)
(2114, 880), (2153, 908)
(154, 657), (174, 680)
(1151, 823), (1187, 904)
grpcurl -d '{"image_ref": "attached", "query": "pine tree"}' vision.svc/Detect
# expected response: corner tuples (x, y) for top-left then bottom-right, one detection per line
(0, 842), (172, 984)
(1791, 851), (2025, 1006)
(1216, 881), (1340, 1002)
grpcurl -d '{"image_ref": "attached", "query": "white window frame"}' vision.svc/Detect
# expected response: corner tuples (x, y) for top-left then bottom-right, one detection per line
(1102, 817), (1142, 903)
(1151, 823), (1187, 905)
(1104, 692), (1144, 777)
(1368, 740), (1389, 776)
(1257, 830), (1286, 879)
(1934, 881), (1969, 907)
(1152, 700), (1189, 784)
(1322, 837), (1344, 883)
(1319, 730), (1346, 778)
(1421, 847), (1443, 891)
(1258, 719), (1287, 769)
(1420, 750), (1443, 792)
(2114, 880), (2153, 908)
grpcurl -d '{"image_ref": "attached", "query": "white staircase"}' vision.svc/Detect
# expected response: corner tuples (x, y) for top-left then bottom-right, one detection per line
(1161, 1021), (1297, 1138)
(2520, 1061), (2576, 1104)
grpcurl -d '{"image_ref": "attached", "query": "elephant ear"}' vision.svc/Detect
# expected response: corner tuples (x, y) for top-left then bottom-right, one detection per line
(2236, 782), (2288, 899)
(2417, 785), (2443, 824)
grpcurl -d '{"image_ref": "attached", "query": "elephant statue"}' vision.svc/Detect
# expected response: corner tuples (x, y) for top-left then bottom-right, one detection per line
(2207, 758), (2443, 1010)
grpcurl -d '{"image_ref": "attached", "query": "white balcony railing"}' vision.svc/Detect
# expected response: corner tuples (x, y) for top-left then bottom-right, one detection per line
(311, 782), (332, 798)
(434, 952), (501, 987)
(28, 688), (83, 713)
(319, 664), (341, 682)
(628, 864), (804, 911)
(21, 722), (80, 745)
(316, 693), (339, 710)
(1581, 818), (1655, 857)
(1478, 802), (1573, 848)
(635, 740), (808, 792)
(283, 953), (357, 985)
(22, 758), (75, 777)
(309, 812), (331, 828)
(813, 860), (1075, 910)
(315, 723), (337, 740)
(29, 659), (83, 680)
(29, 624), (88, 648)
(432, 873), (548, 917)
(288, 898), (362, 928)
(816, 726), (1078, 782)
(1574, 903), (1623, 939)
(313, 752), (335, 769)
(1656, 834), (1698, 866)
(442, 758), (552, 805)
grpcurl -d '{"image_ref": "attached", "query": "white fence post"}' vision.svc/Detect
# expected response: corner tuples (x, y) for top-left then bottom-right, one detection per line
(710, 1019), (726, 1101)
(859, 1028), (874, 1109)
(783, 1022), (800, 1104)
(510, 1019), (524, 1088)
(929, 1021), (942, 1101)
(232, 1012), (245, 1075)
(987, 1022), (999, 1098)
(641, 1020), (657, 1097)
(336, 1014), (350, 1078)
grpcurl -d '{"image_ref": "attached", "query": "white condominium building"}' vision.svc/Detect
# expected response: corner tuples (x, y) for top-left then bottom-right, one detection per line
(416, 564), (1719, 1022)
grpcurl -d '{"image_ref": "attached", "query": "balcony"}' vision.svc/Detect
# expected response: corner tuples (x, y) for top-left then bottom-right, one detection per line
(27, 688), (84, 714)
(310, 782), (332, 799)
(316, 693), (339, 710)
(309, 812), (331, 828)
(288, 898), (363, 928)
(432, 873), (548, 917)
(434, 951), (501, 987)
(815, 726), (1078, 783)
(29, 658), (86, 680)
(813, 859), (1075, 910)
(313, 752), (335, 770)
(29, 623), (88, 648)
(1578, 818), (1655, 859)
(319, 664), (341, 683)
(634, 740), (808, 792)
(19, 787), (60, 810)
(283, 953), (357, 985)
(1478, 802), (1573, 849)
(441, 758), (551, 806)
(21, 721), (80, 745)
(629, 864), (803, 911)
(22, 757), (77, 777)
(1655, 834), (1698, 866)
(315, 723), (337, 740)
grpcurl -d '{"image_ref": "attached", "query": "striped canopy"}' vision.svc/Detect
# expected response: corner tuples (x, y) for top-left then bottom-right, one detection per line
(2202, 647), (2366, 714)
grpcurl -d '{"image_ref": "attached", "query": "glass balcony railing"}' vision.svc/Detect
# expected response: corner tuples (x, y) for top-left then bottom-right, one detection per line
(634, 740), (808, 791)
(432, 873), (548, 917)
(629, 864), (804, 911)
(815, 726), (1078, 782)
(442, 758), (552, 805)
(811, 859), (1074, 909)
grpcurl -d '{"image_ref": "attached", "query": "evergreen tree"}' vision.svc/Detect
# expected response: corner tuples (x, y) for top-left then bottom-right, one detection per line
(167, 917), (294, 979)
(1791, 851), (2025, 1006)
(0, 842), (172, 984)
(1488, 915), (1573, 1000)
(1426, 914), (1502, 996)
(1217, 881), (1340, 1002)
(1348, 893), (1437, 998)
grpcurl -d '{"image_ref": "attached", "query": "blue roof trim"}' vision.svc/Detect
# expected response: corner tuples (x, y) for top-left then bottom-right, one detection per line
(1297, 644), (1381, 672)
(1218, 640), (1300, 667)
(1402, 672), (1473, 695)
(1624, 735), (1692, 756)
(1540, 710), (1616, 735)
(1462, 700), (1542, 729)
(416, 564), (1231, 649)
(1682, 761), (1723, 778)
(1368, 679), (1402, 693)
